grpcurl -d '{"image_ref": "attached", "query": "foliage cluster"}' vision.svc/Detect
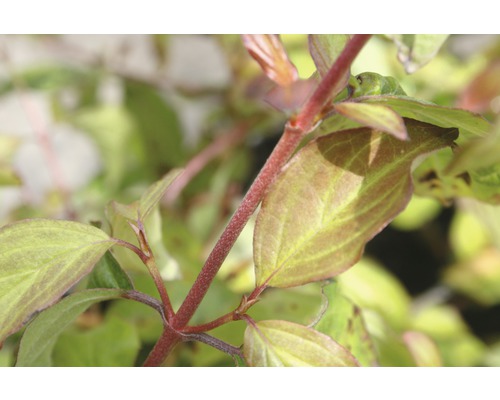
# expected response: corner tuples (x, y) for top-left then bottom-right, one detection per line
(1, 34), (500, 367)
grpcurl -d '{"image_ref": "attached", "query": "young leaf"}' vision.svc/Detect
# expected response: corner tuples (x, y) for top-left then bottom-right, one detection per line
(253, 119), (457, 288)
(87, 250), (134, 290)
(243, 319), (359, 367)
(314, 281), (378, 366)
(0, 219), (116, 343)
(387, 34), (449, 74)
(333, 102), (408, 140)
(16, 288), (123, 366)
(242, 34), (298, 87)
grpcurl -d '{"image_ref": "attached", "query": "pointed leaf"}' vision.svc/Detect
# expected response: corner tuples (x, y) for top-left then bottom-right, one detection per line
(15, 288), (123, 366)
(87, 250), (134, 290)
(242, 34), (298, 87)
(243, 319), (359, 367)
(333, 102), (408, 140)
(314, 281), (378, 366)
(254, 119), (457, 288)
(0, 219), (116, 343)
(387, 34), (449, 74)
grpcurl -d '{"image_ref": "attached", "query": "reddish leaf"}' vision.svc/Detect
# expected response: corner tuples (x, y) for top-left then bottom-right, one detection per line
(242, 34), (298, 87)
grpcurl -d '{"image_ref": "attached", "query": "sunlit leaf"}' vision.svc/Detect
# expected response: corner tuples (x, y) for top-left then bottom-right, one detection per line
(357, 96), (499, 204)
(333, 102), (408, 140)
(87, 250), (134, 290)
(350, 72), (407, 97)
(0, 219), (116, 343)
(403, 331), (442, 367)
(338, 258), (411, 331)
(243, 319), (359, 367)
(242, 34), (298, 87)
(254, 119), (457, 288)
(52, 315), (140, 367)
(314, 281), (378, 366)
(387, 34), (449, 74)
(16, 288), (123, 366)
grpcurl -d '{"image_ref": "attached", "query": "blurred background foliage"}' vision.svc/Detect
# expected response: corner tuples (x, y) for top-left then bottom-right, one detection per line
(1, 34), (500, 366)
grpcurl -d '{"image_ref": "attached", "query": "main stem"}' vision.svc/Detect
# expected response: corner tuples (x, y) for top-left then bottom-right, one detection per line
(144, 34), (372, 365)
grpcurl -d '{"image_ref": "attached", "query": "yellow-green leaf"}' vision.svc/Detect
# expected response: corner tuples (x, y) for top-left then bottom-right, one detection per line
(403, 331), (443, 367)
(243, 319), (359, 367)
(16, 288), (124, 366)
(254, 119), (457, 288)
(333, 102), (408, 140)
(0, 219), (116, 343)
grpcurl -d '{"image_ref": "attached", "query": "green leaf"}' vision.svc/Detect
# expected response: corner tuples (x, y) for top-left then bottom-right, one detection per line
(314, 281), (378, 366)
(106, 169), (182, 279)
(87, 250), (134, 290)
(0, 219), (116, 343)
(308, 35), (350, 98)
(254, 119), (457, 288)
(16, 288), (123, 366)
(403, 331), (443, 367)
(333, 102), (407, 140)
(52, 315), (140, 367)
(0, 167), (21, 186)
(242, 34), (298, 87)
(360, 96), (490, 145)
(358, 96), (499, 204)
(125, 80), (186, 172)
(243, 319), (359, 366)
(338, 258), (411, 331)
(387, 34), (449, 74)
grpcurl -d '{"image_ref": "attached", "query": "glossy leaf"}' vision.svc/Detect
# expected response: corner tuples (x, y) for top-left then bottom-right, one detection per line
(387, 34), (449, 74)
(242, 34), (298, 87)
(0, 219), (116, 343)
(333, 102), (408, 140)
(314, 281), (378, 366)
(403, 331), (443, 367)
(52, 315), (140, 367)
(254, 119), (457, 288)
(16, 289), (124, 366)
(87, 250), (134, 290)
(243, 319), (359, 366)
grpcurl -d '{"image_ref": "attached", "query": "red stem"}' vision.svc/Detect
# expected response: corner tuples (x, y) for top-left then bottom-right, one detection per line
(144, 34), (372, 365)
